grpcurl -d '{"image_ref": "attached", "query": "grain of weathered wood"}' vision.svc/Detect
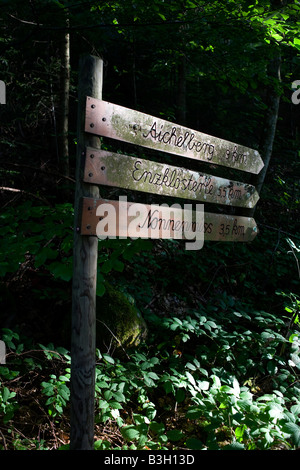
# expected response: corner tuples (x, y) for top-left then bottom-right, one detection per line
(83, 148), (259, 208)
(70, 55), (103, 450)
(85, 98), (264, 174)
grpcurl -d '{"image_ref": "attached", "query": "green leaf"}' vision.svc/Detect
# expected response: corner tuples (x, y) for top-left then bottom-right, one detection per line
(186, 437), (204, 450)
(291, 404), (300, 416)
(113, 391), (126, 402)
(186, 408), (202, 420)
(206, 321), (217, 329)
(175, 388), (185, 403)
(198, 380), (210, 390)
(164, 381), (174, 394)
(104, 390), (113, 401)
(166, 429), (184, 441)
(223, 441), (245, 450)
(121, 426), (140, 441)
(158, 13), (166, 21)
(232, 378), (240, 396)
(150, 422), (165, 434)
(235, 424), (247, 440)
(185, 371), (196, 386)
(102, 354), (115, 364)
(35, 247), (58, 267)
(2, 387), (11, 402)
(98, 400), (110, 409)
(282, 423), (300, 447)
(294, 38), (300, 50)
(58, 387), (70, 401)
(48, 261), (72, 281)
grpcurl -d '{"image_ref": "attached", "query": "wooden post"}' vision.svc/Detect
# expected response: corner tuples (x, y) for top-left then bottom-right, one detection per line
(70, 54), (103, 450)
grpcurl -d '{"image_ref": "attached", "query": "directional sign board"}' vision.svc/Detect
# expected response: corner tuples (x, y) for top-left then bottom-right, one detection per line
(85, 97), (264, 174)
(84, 147), (259, 208)
(80, 197), (258, 242)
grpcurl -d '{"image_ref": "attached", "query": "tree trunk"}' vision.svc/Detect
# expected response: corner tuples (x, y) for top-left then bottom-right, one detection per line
(243, 56), (281, 218)
(58, 23), (70, 179)
(177, 54), (187, 125)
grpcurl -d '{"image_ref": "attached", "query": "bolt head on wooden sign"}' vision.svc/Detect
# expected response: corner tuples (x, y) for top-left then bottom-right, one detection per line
(80, 196), (258, 245)
(85, 97), (264, 174)
(84, 147), (260, 208)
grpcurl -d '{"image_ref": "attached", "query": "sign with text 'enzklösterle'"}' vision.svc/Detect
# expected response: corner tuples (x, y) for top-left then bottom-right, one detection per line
(85, 97), (264, 174)
(83, 148), (260, 209)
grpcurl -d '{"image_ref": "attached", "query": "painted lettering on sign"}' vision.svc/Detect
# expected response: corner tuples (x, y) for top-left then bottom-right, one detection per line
(93, 197), (204, 250)
(85, 98), (264, 174)
(138, 207), (203, 235)
(83, 148), (259, 208)
(142, 121), (215, 161)
(80, 197), (258, 243)
(131, 159), (214, 195)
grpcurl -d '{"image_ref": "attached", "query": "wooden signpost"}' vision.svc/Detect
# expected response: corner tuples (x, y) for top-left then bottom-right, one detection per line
(70, 55), (102, 451)
(71, 54), (263, 450)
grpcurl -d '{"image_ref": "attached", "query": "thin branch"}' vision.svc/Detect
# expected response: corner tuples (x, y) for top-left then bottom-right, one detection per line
(96, 320), (130, 360)
(0, 186), (51, 205)
(3, 162), (75, 183)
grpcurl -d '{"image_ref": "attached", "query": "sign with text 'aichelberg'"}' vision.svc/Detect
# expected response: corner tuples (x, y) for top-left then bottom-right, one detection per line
(85, 97), (264, 175)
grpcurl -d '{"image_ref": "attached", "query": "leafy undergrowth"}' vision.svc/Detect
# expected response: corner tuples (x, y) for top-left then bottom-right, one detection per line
(1, 294), (300, 450)
(0, 209), (300, 450)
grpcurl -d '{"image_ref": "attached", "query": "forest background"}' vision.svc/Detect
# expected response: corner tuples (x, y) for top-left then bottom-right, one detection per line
(0, 0), (300, 451)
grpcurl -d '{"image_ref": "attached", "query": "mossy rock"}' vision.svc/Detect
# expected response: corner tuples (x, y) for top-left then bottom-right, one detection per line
(95, 283), (147, 355)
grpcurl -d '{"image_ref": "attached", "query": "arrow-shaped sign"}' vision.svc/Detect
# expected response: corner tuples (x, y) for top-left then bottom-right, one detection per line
(85, 97), (264, 174)
(80, 197), (258, 243)
(83, 148), (259, 209)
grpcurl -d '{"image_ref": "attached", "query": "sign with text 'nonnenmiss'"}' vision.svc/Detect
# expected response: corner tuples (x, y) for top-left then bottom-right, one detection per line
(85, 97), (264, 175)
(81, 197), (258, 243)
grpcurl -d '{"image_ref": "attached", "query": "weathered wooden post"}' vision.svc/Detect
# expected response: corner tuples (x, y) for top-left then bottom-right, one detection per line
(70, 54), (103, 450)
